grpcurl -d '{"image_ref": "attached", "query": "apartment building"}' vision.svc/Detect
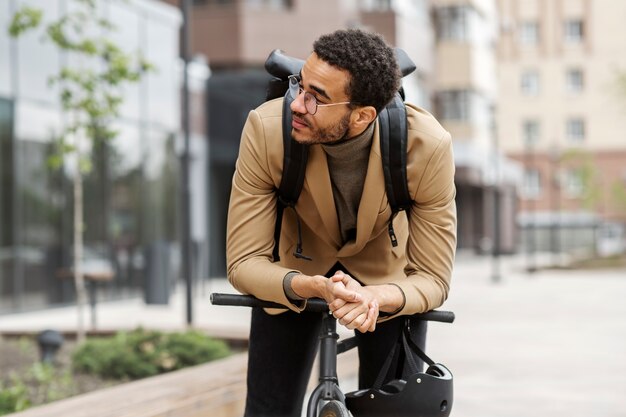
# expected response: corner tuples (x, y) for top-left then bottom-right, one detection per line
(431, 0), (520, 253)
(497, 0), (626, 255)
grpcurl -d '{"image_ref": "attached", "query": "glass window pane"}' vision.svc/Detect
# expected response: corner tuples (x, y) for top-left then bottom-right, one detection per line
(108, 2), (141, 122)
(15, 100), (62, 142)
(108, 122), (143, 289)
(523, 119), (540, 145)
(566, 69), (584, 93)
(565, 169), (584, 197)
(0, 2), (11, 97)
(521, 70), (540, 95)
(519, 21), (539, 45)
(436, 6), (469, 41)
(13, 101), (69, 310)
(566, 118), (585, 142)
(564, 20), (584, 43)
(0, 98), (15, 310)
(146, 18), (179, 130)
(143, 128), (179, 243)
(437, 90), (470, 121)
(523, 169), (541, 198)
(15, 0), (60, 104)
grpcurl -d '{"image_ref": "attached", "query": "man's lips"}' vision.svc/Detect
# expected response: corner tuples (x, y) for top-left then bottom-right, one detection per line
(292, 114), (308, 129)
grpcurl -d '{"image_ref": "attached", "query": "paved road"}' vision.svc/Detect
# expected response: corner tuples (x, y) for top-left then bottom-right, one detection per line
(1, 254), (624, 417)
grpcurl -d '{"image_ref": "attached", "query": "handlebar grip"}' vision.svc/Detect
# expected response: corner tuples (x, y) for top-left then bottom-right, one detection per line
(412, 310), (455, 323)
(210, 293), (285, 309)
(210, 293), (454, 322)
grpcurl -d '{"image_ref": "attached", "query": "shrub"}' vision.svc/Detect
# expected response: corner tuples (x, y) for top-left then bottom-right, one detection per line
(0, 380), (30, 416)
(71, 328), (230, 380)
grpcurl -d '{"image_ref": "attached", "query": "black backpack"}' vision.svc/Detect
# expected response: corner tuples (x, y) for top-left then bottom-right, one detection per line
(263, 49), (417, 262)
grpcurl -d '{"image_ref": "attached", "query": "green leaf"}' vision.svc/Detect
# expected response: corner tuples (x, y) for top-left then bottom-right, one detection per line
(8, 7), (43, 37)
(79, 158), (93, 174)
(47, 154), (64, 170)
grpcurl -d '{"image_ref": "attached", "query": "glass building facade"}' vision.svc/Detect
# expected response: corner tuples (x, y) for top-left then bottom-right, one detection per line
(0, 0), (185, 313)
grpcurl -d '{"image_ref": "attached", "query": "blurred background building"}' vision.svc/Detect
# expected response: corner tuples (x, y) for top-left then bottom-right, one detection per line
(497, 0), (626, 260)
(431, 0), (521, 254)
(0, 0), (211, 313)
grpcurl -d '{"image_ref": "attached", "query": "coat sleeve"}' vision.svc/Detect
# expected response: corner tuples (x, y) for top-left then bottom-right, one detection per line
(226, 109), (304, 311)
(388, 131), (457, 315)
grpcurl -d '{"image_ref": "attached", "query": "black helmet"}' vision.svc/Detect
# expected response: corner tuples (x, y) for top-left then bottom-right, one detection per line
(345, 362), (453, 417)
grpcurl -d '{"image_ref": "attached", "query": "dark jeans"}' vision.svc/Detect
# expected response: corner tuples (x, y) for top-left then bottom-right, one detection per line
(243, 307), (427, 417)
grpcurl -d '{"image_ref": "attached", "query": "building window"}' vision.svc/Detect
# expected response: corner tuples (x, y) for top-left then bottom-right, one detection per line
(566, 118), (585, 143)
(564, 169), (584, 197)
(437, 90), (470, 121)
(247, 0), (293, 9)
(522, 119), (540, 145)
(435, 6), (470, 42)
(360, 0), (393, 11)
(564, 19), (584, 43)
(565, 68), (584, 93)
(523, 169), (542, 199)
(521, 70), (540, 95)
(519, 21), (539, 45)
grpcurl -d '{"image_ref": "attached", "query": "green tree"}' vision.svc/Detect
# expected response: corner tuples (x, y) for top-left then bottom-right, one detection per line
(9, 0), (152, 343)
(560, 148), (602, 210)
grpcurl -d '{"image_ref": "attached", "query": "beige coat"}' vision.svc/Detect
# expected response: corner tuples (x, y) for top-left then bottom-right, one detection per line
(226, 98), (457, 318)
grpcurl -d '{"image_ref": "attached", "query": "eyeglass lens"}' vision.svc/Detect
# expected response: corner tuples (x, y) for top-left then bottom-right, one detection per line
(289, 76), (317, 114)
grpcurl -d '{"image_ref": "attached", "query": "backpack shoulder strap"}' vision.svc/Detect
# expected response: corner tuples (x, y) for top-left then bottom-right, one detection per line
(378, 93), (411, 246)
(273, 92), (309, 261)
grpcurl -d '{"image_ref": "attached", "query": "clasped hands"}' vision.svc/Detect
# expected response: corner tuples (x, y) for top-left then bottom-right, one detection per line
(323, 270), (379, 333)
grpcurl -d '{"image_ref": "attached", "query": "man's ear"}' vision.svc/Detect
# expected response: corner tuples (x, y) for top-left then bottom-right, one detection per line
(351, 106), (377, 129)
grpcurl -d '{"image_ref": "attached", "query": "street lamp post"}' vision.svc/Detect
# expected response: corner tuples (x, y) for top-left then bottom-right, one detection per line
(550, 144), (561, 267)
(491, 106), (502, 283)
(180, 0), (193, 326)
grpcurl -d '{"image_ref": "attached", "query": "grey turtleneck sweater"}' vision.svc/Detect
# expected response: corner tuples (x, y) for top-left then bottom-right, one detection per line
(322, 121), (375, 244)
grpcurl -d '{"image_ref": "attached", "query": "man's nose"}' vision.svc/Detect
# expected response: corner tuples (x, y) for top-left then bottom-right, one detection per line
(290, 90), (307, 114)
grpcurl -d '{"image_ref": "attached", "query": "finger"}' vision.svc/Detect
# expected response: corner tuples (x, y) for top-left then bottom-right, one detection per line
(346, 313), (368, 331)
(331, 284), (361, 302)
(330, 274), (344, 283)
(355, 300), (377, 333)
(337, 304), (368, 326)
(356, 303), (378, 333)
(329, 298), (347, 312)
(330, 272), (351, 285)
(367, 304), (378, 332)
(357, 313), (374, 333)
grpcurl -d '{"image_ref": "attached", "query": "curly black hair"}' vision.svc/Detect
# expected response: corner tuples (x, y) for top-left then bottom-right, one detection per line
(313, 29), (401, 114)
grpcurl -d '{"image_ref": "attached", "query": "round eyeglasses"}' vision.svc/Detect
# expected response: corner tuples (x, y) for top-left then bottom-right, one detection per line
(288, 75), (351, 115)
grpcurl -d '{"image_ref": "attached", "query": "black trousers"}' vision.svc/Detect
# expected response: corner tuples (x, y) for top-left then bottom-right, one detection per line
(243, 307), (427, 417)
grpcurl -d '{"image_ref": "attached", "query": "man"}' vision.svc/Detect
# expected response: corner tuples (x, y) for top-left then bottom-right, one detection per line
(226, 29), (456, 417)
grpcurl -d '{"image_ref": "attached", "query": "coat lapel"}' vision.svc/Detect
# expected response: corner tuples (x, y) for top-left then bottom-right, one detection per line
(337, 123), (386, 257)
(303, 145), (342, 248)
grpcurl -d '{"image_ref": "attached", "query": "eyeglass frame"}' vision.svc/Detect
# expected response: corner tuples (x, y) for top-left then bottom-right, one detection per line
(288, 75), (351, 115)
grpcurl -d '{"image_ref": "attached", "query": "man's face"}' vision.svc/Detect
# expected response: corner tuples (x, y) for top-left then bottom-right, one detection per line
(289, 53), (354, 145)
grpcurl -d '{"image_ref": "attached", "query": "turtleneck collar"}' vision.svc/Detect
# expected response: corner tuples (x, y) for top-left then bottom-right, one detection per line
(321, 121), (375, 159)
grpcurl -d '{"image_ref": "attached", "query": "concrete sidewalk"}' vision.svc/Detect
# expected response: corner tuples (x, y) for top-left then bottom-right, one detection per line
(429, 254), (626, 417)
(1, 254), (625, 417)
